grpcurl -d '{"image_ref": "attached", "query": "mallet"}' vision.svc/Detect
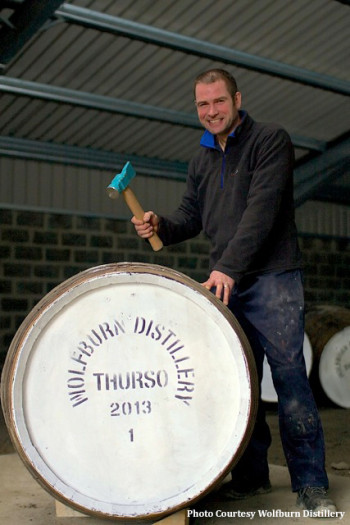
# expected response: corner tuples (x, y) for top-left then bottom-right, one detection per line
(107, 161), (163, 252)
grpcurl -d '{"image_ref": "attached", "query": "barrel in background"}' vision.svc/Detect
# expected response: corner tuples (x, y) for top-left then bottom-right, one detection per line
(319, 326), (350, 409)
(305, 304), (350, 408)
(261, 333), (313, 404)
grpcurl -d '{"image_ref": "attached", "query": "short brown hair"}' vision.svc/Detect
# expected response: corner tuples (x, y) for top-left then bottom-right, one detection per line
(194, 69), (238, 100)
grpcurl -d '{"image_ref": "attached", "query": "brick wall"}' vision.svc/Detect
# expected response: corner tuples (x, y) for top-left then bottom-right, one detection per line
(1, 208), (349, 371)
(300, 235), (350, 306)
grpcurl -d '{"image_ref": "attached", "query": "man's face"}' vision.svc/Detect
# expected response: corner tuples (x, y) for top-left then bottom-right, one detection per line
(195, 80), (241, 140)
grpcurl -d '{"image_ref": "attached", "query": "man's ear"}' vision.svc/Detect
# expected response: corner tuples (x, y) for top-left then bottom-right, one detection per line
(235, 92), (242, 109)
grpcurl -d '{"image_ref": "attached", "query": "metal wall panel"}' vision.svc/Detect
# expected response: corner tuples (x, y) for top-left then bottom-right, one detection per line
(0, 157), (186, 218)
(1, 157), (348, 239)
(295, 201), (350, 238)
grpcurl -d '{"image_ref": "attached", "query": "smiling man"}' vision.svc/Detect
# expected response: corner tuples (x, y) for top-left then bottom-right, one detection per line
(195, 75), (242, 150)
(131, 68), (337, 514)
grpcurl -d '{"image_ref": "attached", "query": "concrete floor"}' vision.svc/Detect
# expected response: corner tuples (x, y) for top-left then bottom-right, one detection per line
(0, 453), (349, 524)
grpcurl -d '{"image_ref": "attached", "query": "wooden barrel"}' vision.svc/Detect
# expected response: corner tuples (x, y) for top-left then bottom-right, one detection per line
(305, 305), (350, 360)
(261, 333), (313, 403)
(305, 304), (350, 407)
(1, 263), (258, 521)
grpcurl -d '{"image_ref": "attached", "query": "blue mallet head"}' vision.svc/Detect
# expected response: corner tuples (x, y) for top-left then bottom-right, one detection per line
(107, 161), (136, 199)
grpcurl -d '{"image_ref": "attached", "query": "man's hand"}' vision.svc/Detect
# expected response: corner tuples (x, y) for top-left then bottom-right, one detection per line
(202, 270), (235, 306)
(131, 211), (160, 239)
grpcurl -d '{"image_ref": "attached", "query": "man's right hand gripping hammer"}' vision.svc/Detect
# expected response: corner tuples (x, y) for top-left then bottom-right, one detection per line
(107, 162), (163, 252)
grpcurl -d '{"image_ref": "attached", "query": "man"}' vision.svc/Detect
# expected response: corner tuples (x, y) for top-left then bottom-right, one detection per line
(132, 68), (337, 513)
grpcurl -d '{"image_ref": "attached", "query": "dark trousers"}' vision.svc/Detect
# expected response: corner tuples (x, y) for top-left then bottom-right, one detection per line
(227, 270), (329, 492)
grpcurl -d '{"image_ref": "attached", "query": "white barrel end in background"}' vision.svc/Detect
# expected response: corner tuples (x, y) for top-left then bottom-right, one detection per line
(261, 333), (313, 404)
(319, 326), (350, 409)
(305, 304), (350, 407)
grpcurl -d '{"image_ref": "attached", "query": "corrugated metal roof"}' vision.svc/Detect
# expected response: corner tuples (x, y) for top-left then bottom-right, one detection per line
(0, 0), (349, 206)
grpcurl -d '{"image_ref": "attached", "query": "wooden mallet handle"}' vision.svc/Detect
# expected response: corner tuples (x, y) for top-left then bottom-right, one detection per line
(122, 187), (163, 252)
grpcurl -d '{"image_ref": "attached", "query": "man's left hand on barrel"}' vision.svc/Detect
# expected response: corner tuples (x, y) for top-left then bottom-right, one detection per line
(202, 270), (235, 306)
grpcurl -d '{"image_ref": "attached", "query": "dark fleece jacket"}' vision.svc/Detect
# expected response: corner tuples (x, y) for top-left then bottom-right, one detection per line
(158, 112), (302, 284)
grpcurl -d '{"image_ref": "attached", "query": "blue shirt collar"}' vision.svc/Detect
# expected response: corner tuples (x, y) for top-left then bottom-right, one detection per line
(200, 110), (247, 149)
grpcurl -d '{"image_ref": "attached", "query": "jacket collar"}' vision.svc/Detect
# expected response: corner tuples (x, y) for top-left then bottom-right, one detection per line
(200, 110), (249, 149)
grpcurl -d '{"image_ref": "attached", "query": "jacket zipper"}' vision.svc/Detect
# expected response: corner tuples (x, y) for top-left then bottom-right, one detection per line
(220, 150), (226, 189)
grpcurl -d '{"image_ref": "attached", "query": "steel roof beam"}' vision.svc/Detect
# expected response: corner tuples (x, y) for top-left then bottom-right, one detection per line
(55, 4), (350, 96)
(0, 136), (188, 180)
(0, 76), (197, 126)
(0, 76), (327, 152)
(312, 185), (350, 205)
(0, 0), (65, 67)
(294, 138), (350, 206)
